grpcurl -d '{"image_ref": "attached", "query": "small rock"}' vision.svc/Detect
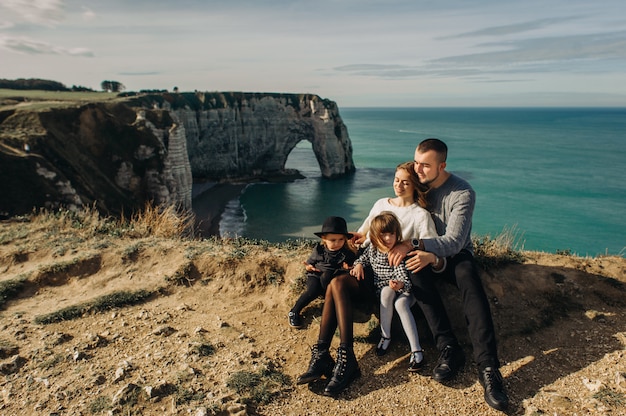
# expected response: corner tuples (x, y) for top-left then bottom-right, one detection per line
(85, 333), (108, 349)
(615, 371), (626, 392)
(114, 367), (126, 382)
(14, 329), (27, 341)
(112, 383), (140, 406)
(152, 325), (177, 336)
(0, 355), (26, 375)
(92, 374), (106, 386)
(195, 407), (208, 416)
(0, 344), (19, 359)
(156, 312), (172, 324)
(143, 385), (154, 398)
(226, 403), (247, 415)
(35, 377), (50, 387)
(582, 377), (603, 392)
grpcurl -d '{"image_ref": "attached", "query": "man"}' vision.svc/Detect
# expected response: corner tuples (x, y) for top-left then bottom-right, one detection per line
(388, 138), (509, 411)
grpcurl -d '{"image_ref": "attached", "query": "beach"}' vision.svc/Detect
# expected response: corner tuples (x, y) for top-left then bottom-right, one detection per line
(192, 182), (246, 237)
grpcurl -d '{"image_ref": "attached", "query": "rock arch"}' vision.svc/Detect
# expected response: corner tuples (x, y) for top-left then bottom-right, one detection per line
(162, 93), (355, 180)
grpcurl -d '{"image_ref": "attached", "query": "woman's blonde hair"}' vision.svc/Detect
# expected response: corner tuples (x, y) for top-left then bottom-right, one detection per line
(396, 161), (429, 209)
(369, 211), (403, 252)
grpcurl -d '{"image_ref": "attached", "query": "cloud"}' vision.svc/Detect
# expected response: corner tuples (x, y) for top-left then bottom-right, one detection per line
(334, 64), (409, 72)
(118, 71), (162, 76)
(439, 17), (581, 39)
(0, 0), (65, 26)
(0, 36), (94, 57)
(434, 31), (626, 65)
(331, 30), (626, 80)
(82, 7), (96, 21)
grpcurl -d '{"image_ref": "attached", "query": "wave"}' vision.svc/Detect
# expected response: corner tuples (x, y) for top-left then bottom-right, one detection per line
(219, 198), (247, 239)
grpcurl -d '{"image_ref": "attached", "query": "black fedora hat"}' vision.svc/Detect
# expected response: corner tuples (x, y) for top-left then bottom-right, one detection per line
(314, 216), (353, 238)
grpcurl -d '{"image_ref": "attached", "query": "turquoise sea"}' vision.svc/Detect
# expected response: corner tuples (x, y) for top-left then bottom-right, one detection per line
(211, 107), (626, 257)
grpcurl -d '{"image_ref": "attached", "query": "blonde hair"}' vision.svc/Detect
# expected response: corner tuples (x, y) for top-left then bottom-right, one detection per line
(369, 211), (403, 252)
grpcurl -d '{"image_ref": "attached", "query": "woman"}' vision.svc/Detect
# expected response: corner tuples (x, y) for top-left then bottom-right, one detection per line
(296, 161), (442, 396)
(354, 161), (437, 248)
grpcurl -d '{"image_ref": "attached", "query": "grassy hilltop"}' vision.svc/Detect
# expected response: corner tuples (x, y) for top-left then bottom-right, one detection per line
(0, 208), (625, 415)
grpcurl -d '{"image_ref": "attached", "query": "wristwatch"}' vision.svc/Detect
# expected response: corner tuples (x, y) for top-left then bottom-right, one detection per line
(411, 238), (423, 250)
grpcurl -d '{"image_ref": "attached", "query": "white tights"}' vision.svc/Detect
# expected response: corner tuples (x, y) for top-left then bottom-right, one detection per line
(379, 286), (422, 352)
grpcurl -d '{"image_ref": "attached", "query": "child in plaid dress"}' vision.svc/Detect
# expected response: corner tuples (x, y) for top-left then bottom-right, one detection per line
(350, 211), (425, 371)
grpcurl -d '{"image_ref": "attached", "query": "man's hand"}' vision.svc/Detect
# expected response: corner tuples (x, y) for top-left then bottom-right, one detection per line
(388, 240), (412, 266)
(405, 250), (437, 272)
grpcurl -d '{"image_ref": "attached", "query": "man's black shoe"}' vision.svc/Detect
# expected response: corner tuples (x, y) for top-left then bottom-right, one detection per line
(479, 366), (509, 411)
(432, 344), (465, 382)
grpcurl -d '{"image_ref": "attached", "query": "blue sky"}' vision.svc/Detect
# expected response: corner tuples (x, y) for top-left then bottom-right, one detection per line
(1, 0), (625, 107)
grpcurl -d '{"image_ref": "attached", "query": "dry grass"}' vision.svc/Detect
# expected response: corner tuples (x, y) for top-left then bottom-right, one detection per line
(124, 203), (195, 239)
(21, 203), (194, 242)
(473, 224), (526, 270)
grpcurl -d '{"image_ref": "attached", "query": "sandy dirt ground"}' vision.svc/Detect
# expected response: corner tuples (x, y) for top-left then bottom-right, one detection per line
(0, 216), (625, 415)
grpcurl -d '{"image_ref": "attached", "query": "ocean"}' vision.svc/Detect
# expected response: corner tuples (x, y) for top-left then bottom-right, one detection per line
(205, 107), (626, 257)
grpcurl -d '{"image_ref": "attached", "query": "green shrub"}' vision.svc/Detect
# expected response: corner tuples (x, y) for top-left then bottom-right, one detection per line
(226, 362), (291, 406)
(0, 277), (27, 308)
(34, 289), (153, 324)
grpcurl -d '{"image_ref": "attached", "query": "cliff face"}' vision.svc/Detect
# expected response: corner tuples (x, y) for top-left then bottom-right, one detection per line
(0, 102), (192, 216)
(130, 92), (355, 180)
(0, 92), (354, 217)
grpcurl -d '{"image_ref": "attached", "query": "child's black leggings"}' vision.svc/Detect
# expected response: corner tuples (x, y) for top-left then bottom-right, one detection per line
(291, 273), (324, 314)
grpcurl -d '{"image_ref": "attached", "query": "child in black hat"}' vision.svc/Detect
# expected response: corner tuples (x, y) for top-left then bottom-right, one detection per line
(288, 216), (357, 328)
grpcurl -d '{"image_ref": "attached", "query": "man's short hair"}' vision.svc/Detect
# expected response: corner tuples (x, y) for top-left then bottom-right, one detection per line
(418, 138), (448, 162)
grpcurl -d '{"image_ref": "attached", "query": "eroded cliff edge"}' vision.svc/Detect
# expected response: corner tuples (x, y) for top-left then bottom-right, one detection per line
(0, 92), (354, 217)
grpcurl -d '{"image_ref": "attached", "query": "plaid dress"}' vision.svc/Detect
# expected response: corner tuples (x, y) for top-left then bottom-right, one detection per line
(355, 245), (412, 295)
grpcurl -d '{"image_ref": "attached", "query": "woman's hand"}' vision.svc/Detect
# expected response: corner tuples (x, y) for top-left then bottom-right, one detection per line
(405, 251), (437, 272)
(350, 263), (364, 280)
(388, 240), (412, 266)
(351, 232), (366, 245)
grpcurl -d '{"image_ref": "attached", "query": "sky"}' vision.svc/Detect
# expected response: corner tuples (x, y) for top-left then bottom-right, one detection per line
(1, 0), (625, 107)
